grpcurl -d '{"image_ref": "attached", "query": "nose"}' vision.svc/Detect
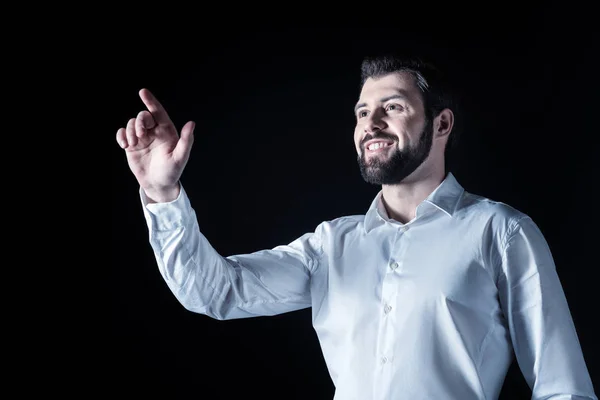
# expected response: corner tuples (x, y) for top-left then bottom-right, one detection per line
(363, 110), (386, 133)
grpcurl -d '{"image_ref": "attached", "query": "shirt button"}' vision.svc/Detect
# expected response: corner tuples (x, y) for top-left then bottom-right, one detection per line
(401, 225), (409, 232)
(384, 304), (392, 314)
(389, 261), (398, 270)
(381, 357), (388, 364)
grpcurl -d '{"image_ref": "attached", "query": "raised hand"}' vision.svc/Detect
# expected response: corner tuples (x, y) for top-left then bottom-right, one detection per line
(117, 89), (195, 203)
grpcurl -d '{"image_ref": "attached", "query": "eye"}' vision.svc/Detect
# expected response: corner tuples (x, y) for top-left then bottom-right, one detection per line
(357, 110), (368, 118)
(386, 103), (404, 112)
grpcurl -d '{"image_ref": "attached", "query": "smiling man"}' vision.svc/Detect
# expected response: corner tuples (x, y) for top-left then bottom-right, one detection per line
(117, 54), (597, 399)
(355, 78), (437, 187)
(354, 65), (449, 224)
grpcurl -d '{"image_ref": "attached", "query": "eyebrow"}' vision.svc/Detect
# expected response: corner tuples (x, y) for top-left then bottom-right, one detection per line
(354, 92), (410, 113)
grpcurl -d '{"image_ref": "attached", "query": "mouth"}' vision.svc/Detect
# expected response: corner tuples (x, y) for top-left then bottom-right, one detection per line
(365, 141), (395, 154)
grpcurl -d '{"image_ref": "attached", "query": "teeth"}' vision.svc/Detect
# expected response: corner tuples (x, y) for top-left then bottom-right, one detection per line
(368, 142), (391, 151)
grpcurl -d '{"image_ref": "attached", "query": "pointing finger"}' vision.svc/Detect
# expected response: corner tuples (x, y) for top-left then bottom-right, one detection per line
(139, 88), (172, 126)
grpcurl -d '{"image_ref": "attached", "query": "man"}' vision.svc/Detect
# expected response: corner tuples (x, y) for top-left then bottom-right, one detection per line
(116, 55), (597, 399)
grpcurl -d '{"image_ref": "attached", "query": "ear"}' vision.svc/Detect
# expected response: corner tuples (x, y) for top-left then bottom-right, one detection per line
(434, 108), (454, 139)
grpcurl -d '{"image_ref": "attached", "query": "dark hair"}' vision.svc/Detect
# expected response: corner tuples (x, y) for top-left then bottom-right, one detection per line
(360, 54), (461, 168)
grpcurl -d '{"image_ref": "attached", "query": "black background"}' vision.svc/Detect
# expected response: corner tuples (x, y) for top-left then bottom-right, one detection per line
(111, 15), (598, 400)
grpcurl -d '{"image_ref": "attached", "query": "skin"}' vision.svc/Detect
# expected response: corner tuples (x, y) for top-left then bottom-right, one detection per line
(353, 71), (454, 224)
(116, 89), (195, 203)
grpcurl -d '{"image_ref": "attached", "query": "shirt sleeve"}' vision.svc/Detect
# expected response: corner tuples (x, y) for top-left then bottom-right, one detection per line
(497, 216), (597, 400)
(140, 183), (323, 320)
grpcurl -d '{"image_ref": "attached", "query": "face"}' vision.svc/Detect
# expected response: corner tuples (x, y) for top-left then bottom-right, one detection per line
(354, 72), (433, 185)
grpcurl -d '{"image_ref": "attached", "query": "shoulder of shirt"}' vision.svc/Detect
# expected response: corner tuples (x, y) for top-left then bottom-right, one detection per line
(308, 214), (369, 239)
(461, 191), (527, 217)
(458, 190), (536, 236)
(316, 215), (365, 226)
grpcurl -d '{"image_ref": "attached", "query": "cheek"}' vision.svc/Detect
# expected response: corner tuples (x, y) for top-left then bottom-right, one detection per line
(395, 119), (422, 147)
(405, 116), (426, 137)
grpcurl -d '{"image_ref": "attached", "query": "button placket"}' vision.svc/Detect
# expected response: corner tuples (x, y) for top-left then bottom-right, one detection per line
(378, 226), (404, 373)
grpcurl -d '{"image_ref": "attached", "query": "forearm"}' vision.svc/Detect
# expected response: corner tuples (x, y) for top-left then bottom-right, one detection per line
(148, 210), (230, 317)
(141, 185), (314, 320)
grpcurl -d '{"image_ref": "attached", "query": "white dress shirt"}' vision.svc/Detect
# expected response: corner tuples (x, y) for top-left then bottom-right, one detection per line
(141, 172), (597, 400)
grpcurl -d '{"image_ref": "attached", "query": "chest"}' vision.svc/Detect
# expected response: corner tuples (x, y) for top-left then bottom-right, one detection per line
(321, 219), (499, 313)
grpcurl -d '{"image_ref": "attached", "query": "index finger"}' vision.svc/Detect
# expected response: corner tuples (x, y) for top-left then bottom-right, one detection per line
(139, 88), (172, 126)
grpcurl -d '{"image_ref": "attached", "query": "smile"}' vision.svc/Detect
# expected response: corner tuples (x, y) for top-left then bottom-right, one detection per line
(366, 142), (394, 153)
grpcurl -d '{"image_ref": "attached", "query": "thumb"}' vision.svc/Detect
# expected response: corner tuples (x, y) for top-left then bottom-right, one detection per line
(174, 121), (195, 163)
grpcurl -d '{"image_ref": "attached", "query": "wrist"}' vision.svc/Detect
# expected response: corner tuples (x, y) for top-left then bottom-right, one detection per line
(143, 183), (180, 204)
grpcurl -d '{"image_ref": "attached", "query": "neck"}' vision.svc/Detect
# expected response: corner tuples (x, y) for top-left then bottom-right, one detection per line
(380, 168), (446, 224)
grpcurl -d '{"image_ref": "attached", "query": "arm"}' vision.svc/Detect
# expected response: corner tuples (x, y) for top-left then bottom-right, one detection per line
(142, 183), (322, 320)
(497, 216), (597, 400)
(117, 89), (320, 320)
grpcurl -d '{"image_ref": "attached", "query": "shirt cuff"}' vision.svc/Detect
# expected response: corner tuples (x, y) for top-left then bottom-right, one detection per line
(139, 182), (194, 231)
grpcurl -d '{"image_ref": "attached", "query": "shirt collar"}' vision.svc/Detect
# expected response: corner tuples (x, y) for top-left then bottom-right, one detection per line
(363, 172), (465, 234)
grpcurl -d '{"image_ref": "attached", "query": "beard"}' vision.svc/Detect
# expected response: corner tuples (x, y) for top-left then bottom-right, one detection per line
(357, 118), (434, 185)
